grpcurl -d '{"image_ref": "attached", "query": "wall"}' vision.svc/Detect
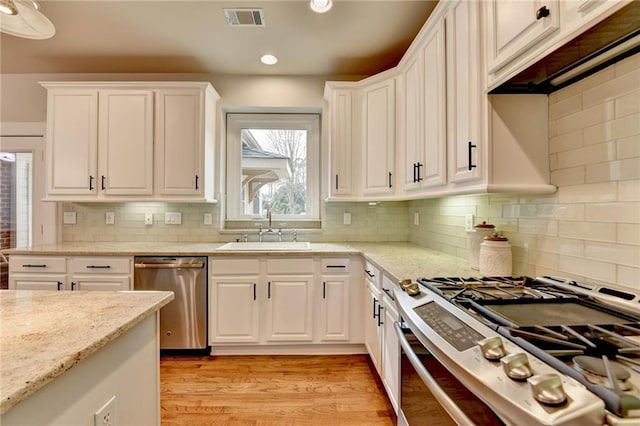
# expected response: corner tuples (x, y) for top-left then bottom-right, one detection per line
(409, 53), (640, 292)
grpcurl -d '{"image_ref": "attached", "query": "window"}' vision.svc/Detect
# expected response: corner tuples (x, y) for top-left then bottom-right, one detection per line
(225, 113), (320, 227)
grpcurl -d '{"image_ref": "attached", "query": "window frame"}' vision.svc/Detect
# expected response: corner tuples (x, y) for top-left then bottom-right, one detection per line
(225, 113), (321, 225)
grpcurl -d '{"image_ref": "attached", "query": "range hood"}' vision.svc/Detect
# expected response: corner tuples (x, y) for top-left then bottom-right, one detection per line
(490, 1), (640, 94)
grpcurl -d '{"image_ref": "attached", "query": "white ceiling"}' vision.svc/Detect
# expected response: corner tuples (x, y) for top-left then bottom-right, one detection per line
(0, 0), (439, 77)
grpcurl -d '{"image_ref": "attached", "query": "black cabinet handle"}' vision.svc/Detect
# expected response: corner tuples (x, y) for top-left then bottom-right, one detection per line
(268, 281), (271, 299)
(323, 281), (326, 299)
(365, 269), (375, 278)
(326, 265), (346, 269)
(335, 174), (339, 191)
(536, 5), (550, 20)
(101, 175), (106, 190)
(468, 141), (477, 171)
(253, 283), (256, 301)
(71, 281), (77, 290)
(377, 305), (384, 327)
(57, 281), (63, 291)
(22, 264), (47, 268)
(416, 162), (423, 182)
(373, 297), (378, 318)
(382, 287), (395, 301)
(388, 172), (393, 188)
(86, 265), (111, 269)
(195, 175), (199, 190)
(89, 175), (94, 191)
(412, 163), (417, 183)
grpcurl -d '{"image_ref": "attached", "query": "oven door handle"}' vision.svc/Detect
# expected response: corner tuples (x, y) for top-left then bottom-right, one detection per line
(395, 322), (475, 426)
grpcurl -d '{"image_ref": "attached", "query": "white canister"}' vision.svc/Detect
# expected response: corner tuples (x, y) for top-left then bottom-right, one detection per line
(468, 222), (495, 270)
(479, 235), (512, 277)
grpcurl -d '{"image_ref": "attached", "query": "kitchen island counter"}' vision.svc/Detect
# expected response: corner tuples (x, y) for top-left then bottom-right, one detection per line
(0, 290), (173, 420)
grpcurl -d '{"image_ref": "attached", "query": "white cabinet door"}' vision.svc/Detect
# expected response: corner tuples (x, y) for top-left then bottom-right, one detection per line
(401, 56), (422, 192)
(326, 87), (354, 196)
(265, 275), (314, 342)
(209, 277), (260, 343)
(98, 90), (154, 195)
(382, 295), (400, 414)
(9, 274), (67, 290)
(421, 19), (447, 188)
(446, 0), (483, 184)
(155, 88), (203, 196)
(70, 276), (130, 291)
(362, 78), (396, 195)
(45, 89), (98, 196)
(364, 281), (383, 375)
(319, 276), (350, 341)
(486, 0), (560, 74)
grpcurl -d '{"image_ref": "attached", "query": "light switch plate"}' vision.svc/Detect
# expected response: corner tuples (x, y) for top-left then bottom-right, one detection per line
(343, 212), (351, 225)
(144, 212), (153, 225)
(105, 212), (115, 225)
(203, 213), (213, 225)
(63, 211), (77, 224)
(465, 213), (474, 232)
(165, 212), (182, 225)
(413, 211), (420, 226)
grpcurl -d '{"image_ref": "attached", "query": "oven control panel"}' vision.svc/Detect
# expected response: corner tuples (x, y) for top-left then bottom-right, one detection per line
(414, 302), (484, 351)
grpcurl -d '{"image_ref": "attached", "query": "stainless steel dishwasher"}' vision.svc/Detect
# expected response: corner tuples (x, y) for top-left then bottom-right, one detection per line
(133, 257), (207, 350)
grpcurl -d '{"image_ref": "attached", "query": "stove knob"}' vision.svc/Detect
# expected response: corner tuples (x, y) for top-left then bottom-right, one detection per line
(528, 374), (567, 406)
(477, 336), (506, 361)
(501, 353), (533, 380)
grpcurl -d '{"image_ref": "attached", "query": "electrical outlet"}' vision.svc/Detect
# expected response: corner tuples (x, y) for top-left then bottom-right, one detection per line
(413, 211), (420, 226)
(343, 212), (351, 225)
(63, 211), (76, 224)
(464, 213), (474, 232)
(203, 213), (213, 225)
(94, 395), (116, 426)
(144, 212), (153, 225)
(105, 212), (115, 225)
(165, 212), (182, 225)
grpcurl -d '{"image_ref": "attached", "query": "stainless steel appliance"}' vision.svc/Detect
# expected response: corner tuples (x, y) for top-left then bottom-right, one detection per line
(134, 257), (207, 350)
(395, 275), (640, 426)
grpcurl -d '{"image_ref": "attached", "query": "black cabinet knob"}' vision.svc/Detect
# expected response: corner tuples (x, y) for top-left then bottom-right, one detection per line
(536, 5), (550, 20)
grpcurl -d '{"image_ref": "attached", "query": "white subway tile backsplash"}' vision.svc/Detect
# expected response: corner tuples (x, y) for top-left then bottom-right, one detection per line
(518, 219), (558, 236)
(619, 180), (640, 202)
(550, 166), (585, 186)
(617, 134), (640, 160)
(549, 93), (582, 120)
(556, 141), (616, 169)
(582, 70), (639, 109)
(556, 67), (615, 102)
(615, 90), (640, 118)
(558, 182), (617, 203)
(617, 224), (640, 246)
(586, 158), (640, 183)
(586, 202), (640, 224)
(585, 241), (640, 268)
(558, 255), (616, 283)
(549, 130), (583, 154)
(617, 265), (640, 291)
(616, 54), (640, 77)
(545, 204), (585, 221)
(536, 236), (585, 257)
(555, 101), (614, 135)
(559, 221), (616, 242)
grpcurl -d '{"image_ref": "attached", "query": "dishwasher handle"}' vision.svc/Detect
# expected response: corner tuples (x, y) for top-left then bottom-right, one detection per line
(134, 260), (205, 269)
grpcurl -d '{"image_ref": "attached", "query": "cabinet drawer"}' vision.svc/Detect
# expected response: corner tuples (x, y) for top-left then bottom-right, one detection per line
(70, 257), (131, 274)
(321, 258), (350, 274)
(266, 258), (313, 274)
(9, 256), (67, 273)
(211, 258), (260, 275)
(364, 261), (380, 286)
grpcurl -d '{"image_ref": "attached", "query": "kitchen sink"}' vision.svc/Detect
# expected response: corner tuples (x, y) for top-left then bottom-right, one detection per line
(216, 241), (312, 251)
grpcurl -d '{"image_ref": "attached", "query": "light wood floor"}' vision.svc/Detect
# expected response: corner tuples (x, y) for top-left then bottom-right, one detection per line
(160, 354), (397, 426)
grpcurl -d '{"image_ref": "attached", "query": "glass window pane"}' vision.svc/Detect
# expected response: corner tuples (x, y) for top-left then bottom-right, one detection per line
(240, 128), (308, 216)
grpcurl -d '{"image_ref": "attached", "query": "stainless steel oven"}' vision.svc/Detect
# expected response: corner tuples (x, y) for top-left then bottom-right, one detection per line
(396, 321), (503, 426)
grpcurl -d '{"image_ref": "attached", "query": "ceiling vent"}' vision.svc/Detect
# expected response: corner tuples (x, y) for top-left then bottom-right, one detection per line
(223, 8), (265, 27)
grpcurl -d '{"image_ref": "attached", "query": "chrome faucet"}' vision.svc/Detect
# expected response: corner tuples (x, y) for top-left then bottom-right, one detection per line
(266, 209), (273, 232)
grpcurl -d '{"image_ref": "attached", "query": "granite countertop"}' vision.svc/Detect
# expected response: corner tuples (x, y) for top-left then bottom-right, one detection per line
(0, 290), (174, 415)
(3, 240), (476, 286)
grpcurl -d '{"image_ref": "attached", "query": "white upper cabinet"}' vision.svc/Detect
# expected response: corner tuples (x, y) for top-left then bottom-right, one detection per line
(45, 89), (98, 196)
(41, 81), (218, 202)
(400, 55), (422, 192)
(446, 0), (482, 184)
(155, 85), (217, 200)
(98, 90), (154, 196)
(361, 76), (396, 195)
(324, 83), (355, 197)
(486, 0), (560, 75)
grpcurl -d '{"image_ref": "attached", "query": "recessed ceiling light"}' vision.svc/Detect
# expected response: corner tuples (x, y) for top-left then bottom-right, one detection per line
(309, 0), (332, 14)
(260, 54), (278, 65)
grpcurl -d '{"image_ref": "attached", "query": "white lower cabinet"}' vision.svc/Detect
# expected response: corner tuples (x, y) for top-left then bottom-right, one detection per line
(210, 256), (362, 349)
(209, 276), (260, 343)
(365, 280), (383, 375)
(381, 285), (400, 414)
(8, 255), (131, 291)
